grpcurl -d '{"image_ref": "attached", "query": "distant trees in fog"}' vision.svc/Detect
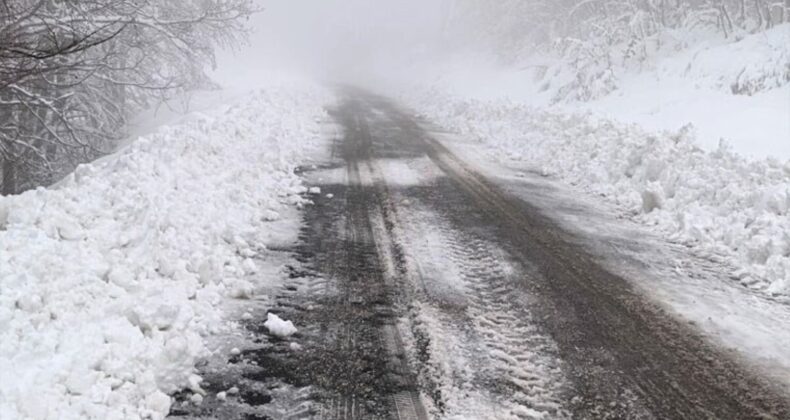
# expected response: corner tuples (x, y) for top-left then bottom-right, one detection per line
(0, 0), (255, 195)
(455, 0), (789, 57)
(450, 0), (789, 101)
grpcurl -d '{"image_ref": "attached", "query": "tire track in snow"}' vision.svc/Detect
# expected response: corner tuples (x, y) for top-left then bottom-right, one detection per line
(391, 197), (571, 419)
(355, 107), (570, 418)
(267, 103), (429, 420)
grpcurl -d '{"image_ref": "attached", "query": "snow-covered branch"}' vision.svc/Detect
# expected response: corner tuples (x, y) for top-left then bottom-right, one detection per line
(0, 0), (257, 194)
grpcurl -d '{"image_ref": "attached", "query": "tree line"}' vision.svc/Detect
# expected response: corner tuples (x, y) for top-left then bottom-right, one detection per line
(0, 0), (255, 195)
(446, 0), (788, 101)
(453, 0), (789, 56)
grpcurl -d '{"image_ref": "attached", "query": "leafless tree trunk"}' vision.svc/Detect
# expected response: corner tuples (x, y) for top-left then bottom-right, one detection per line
(1, 156), (14, 195)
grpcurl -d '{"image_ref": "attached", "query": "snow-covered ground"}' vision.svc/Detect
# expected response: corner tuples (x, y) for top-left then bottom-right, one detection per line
(409, 24), (789, 161)
(0, 84), (330, 420)
(564, 23), (789, 161)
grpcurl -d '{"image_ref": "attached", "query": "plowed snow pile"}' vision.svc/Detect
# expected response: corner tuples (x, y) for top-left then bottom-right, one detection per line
(0, 86), (328, 419)
(411, 94), (790, 297)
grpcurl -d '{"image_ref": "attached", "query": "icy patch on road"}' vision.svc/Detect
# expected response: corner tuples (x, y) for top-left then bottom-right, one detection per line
(410, 94), (790, 298)
(0, 86), (329, 419)
(375, 157), (440, 187)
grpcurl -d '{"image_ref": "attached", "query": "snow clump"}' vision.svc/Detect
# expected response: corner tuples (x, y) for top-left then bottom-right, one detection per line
(263, 313), (298, 338)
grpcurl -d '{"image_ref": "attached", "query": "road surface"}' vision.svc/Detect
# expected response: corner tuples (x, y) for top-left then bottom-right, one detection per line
(172, 88), (790, 419)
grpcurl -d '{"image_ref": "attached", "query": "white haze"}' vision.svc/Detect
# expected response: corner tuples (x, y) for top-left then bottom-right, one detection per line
(213, 0), (454, 88)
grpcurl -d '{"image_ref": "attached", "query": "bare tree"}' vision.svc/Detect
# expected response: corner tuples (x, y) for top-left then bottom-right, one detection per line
(0, 0), (256, 195)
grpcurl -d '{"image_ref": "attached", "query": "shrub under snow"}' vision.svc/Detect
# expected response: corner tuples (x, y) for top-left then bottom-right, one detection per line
(413, 94), (790, 296)
(0, 87), (328, 420)
(536, 23), (790, 104)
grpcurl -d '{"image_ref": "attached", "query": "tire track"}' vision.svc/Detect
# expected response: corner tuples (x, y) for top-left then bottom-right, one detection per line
(284, 103), (428, 420)
(390, 197), (571, 419)
(355, 97), (571, 419)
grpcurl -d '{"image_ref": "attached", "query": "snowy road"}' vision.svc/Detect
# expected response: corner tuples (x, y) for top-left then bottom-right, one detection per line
(175, 89), (790, 419)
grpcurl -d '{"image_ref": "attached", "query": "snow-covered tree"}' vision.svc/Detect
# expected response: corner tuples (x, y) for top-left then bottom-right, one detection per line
(448, 0), (789, 102)
(0, 0), (256, 194)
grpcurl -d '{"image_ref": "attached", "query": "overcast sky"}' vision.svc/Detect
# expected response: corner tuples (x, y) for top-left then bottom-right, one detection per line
(213, 0), (451, 87)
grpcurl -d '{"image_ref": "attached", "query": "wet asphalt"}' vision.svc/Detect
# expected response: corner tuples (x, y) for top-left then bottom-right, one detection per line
(170, 88), (790, 420)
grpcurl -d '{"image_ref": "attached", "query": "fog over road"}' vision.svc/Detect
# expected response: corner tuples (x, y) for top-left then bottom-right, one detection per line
(172, 88), (790, 419)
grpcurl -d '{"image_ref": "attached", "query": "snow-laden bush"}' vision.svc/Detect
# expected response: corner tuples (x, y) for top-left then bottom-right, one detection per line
(528, 22), (789, 104)
(549, 37), (619, 103)
(702, 24), (790, 95)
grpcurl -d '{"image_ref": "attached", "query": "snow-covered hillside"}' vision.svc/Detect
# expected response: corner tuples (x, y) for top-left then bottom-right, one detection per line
(415, 24), (790, 160)
(544, 23), (789, 160)
(0, 86), (329, 420)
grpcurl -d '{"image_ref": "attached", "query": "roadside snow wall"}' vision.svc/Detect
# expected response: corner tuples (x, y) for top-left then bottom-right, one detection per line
(0, 87), (328, 420)
(412, 93), (790, 297)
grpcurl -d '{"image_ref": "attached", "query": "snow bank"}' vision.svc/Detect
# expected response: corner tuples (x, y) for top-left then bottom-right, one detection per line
(0, 86), (328, 420)
(410, 93), (790, 297)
